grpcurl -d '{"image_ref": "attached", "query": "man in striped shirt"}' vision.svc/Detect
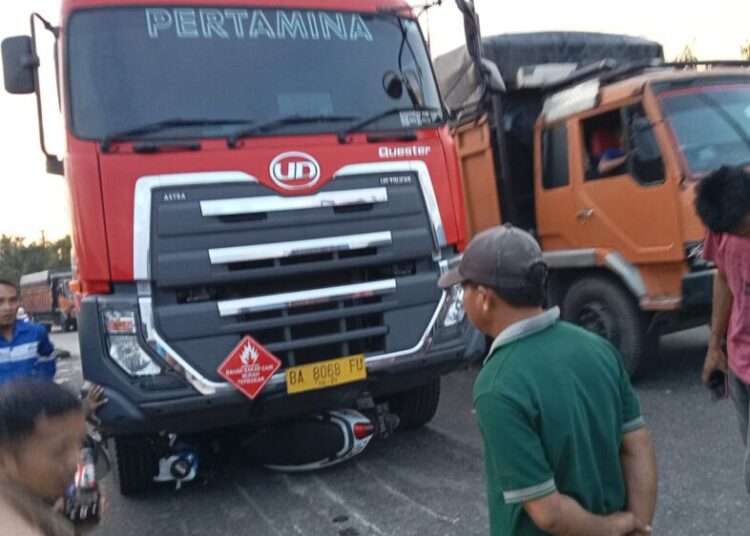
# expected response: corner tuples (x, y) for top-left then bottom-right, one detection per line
(0, 280), (56, 383)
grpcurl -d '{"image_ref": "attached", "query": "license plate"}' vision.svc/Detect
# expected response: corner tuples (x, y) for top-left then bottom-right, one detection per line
(286, 354), (366, 395)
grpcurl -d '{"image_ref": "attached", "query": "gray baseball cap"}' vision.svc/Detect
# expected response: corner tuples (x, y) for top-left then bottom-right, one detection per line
(438, 224), (547, 290)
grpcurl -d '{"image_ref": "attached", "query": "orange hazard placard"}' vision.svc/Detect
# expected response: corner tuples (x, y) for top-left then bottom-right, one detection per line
(217, 336), (282, 400)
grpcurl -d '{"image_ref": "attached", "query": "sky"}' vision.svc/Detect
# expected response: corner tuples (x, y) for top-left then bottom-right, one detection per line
(1, 0), (748, 241)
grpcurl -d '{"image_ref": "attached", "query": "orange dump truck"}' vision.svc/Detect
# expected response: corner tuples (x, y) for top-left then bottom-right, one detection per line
(19, 270), (78, 332)
(435, 32), (750, 376)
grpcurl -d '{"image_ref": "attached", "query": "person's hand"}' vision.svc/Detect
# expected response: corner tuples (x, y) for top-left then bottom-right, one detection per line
(598, 155), (627, 175)
(626, 523), (653, 536)
(85, 385), (108, 424)
(701, 345), (728, 386)
(53, 497), (65, 515)
(72, 492), (106, 536)
(606, 511), (650, 536)
(54, 495), (104, 535)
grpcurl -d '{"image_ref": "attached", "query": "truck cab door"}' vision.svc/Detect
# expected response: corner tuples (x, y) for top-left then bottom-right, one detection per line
(535, 122), (579, 250)
(572, 103), (684, 267)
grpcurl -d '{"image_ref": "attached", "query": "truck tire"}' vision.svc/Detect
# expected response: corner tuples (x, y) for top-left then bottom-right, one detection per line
(113, 437), (157, 496)
(387, 378), (441, 431)
(561, 276), (648, 379)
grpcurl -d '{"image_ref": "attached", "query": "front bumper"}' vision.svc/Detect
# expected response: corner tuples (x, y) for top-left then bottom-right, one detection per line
(653, 268), (713, 335)
(80, 247), (482, 436)
(88, 323), (484, 436)
(681, 268), (714, 311)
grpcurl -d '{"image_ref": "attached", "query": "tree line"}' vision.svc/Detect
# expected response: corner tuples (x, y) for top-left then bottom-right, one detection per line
(676, 40), (750, 62)
(0, 235), (72, 285)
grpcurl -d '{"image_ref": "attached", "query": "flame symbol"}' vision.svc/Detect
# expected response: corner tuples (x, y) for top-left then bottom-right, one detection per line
(240, 341), (259, 365)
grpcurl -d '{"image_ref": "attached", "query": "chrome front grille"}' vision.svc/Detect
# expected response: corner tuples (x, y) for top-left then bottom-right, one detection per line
(145, 169), (442, 382)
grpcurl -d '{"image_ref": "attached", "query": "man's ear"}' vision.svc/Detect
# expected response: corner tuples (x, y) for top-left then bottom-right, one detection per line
(483, 290), (492, 313)
(476, 285), (493, 314)
(731, 213), (750, 237)
(0, 447), (22, 478)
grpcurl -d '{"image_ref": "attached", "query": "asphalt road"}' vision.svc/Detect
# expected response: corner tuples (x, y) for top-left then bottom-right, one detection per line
(51, 327), (750, 536)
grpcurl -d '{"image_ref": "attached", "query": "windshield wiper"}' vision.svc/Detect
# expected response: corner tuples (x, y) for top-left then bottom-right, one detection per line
(337, 106), (442, 144)
(101, 118), (254, 152)
(227, 115), (358, 148)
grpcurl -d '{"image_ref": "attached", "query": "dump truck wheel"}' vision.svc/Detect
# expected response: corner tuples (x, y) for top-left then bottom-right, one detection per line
(387, 378), (441, 431)
(562, 276), (647, 379)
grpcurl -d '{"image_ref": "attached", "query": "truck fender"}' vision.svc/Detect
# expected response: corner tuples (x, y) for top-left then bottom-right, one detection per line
(543, 248), (647, 299)
(601, 252), (647, 299)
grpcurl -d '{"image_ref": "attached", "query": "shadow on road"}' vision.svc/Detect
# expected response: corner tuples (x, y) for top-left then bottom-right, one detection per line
(98, 424), (488, 536)
(637, 326), (708, 388)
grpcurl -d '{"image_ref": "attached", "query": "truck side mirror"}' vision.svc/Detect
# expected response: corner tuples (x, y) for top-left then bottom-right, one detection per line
(454, 1), (505, 96)
(629, 116), (660, 161)
(402, 68), (425, 107)
(46, 156), (64, 175)
(2, 36), (37, 95)
(383, 71), (403, 100)
(480, 58), (506, 93)
(627, 114), (665, 183)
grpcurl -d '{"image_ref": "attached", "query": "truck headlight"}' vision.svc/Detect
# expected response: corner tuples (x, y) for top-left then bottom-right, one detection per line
(103, 310), (162, 377)
(430, 283), (469, 347)
(441, 285), (465, 327)
(428, 255), (469, 346)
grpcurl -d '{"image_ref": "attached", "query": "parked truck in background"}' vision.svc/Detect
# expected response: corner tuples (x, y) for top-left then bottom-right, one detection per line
(2, 0), (486, 494)
(435, 32), (750, 377)
(19, 270), (78, 332)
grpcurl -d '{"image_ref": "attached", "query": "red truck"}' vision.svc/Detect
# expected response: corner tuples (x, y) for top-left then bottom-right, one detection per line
(2, 0), (483, 493)
(19, 269), (78, 332)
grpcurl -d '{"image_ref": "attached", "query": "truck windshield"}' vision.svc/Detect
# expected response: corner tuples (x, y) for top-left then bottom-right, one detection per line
(658, 83), (750, 177)
(66, 7), (443, 141)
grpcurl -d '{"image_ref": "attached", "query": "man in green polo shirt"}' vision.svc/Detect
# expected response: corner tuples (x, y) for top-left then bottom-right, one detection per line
(439, 224), (657, 536)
